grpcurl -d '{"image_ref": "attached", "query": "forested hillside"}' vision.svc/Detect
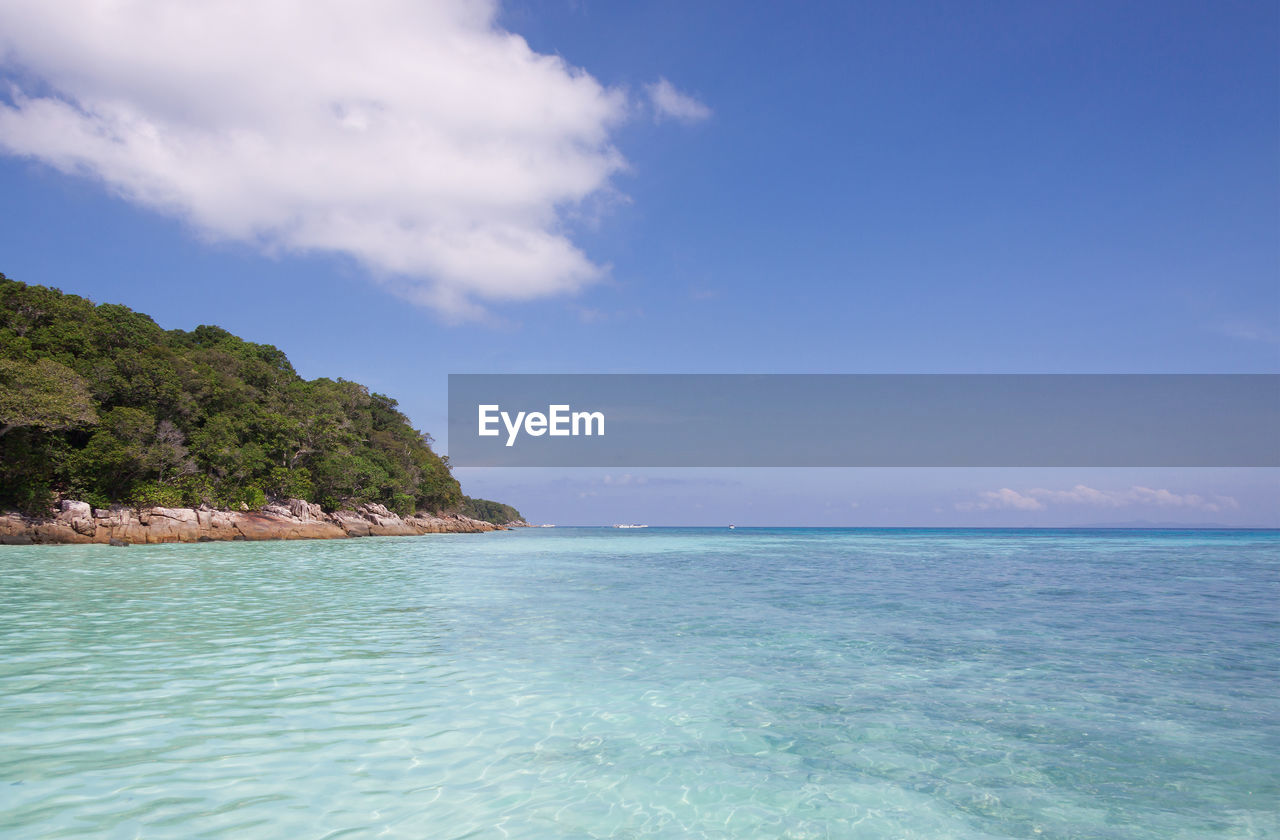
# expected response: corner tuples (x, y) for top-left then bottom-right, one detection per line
(461, 496), (526, 525)
(0, 273), (464, 515)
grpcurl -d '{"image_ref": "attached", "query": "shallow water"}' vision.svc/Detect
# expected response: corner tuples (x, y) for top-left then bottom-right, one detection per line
(1, 528), (1276, 838)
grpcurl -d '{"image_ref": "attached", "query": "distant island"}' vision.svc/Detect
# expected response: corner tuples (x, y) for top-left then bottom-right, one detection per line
(460, 496), (526, 527)
(0, 272), (525, 543)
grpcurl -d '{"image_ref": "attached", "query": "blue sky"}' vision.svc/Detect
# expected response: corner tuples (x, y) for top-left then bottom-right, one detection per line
(0, 0), (1276, 525)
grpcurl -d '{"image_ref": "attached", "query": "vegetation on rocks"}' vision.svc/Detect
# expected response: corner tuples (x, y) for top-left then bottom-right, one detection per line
(0, 272), (466, 516)
(461, 496), (526, 525)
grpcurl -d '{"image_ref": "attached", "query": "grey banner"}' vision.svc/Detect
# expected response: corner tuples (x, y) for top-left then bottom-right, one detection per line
(447, 374), (1279, 467)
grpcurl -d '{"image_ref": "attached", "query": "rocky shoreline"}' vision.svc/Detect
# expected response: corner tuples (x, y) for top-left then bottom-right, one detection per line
(0, 499), (510, 545)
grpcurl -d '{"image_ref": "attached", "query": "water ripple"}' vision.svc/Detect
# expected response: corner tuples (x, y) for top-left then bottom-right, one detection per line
(0, 529), (1277, 838)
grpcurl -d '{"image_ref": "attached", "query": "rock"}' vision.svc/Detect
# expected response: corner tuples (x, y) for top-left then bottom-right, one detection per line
(108, 537), (129, 547)
(34, 521), (92, 543)
(115, 522), (148, 544)
(57, 500), (96, 536)
(60, 500), (92, 518)
(142, 507), (201, 542)
(331, 510), (373, 537)
(148, 507), (198, 523)
(232, 511), (345, 541)
(286, 498), (320, 521)
(0, 500), (501, 545)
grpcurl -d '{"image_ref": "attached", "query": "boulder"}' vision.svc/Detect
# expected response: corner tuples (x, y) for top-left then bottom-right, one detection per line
(56, 500), (96, 536)
(59, 500), (91, 518)
(331, 510), (372, 537)
(286, 498), (321, 521)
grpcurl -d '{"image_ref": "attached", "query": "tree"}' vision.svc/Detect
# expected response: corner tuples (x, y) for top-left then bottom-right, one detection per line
(151, 419), (195, 483)
(0, 273), (490, 516)
(461, 496), (525, 525)
(0, 358), (97, 437)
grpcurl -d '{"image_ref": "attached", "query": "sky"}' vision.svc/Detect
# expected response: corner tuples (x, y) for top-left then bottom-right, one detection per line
(0, 0), (1276, 525)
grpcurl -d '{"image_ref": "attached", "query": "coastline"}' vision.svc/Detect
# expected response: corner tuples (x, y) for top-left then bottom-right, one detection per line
(0, 499), (511, 546)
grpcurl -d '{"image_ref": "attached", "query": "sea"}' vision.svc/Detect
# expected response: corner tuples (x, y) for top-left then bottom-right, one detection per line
(0, 528), (1276, 838)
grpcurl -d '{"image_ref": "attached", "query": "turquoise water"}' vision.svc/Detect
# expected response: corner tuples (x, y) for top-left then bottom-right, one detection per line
(1, 528), (1276, 838)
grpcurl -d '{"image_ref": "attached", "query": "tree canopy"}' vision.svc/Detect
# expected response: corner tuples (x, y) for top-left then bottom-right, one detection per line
(0, 272), (465, 516)
(461, 496), (526, 525)
(0, 357), (97, 437)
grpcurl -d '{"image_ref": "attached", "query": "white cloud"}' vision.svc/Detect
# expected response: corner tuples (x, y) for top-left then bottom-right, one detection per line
(0, 1), (696, 317)
(646, 78), (711, 124)
(957, 484), (1238, 513)
(602, 473), (646, 486)
(956, 488), (1046, 512)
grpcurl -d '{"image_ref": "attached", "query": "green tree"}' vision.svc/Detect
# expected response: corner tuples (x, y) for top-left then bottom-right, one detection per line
(0, 357), (97, 437)
(461, 496), (526, 525)
(0, 272), (493, 518)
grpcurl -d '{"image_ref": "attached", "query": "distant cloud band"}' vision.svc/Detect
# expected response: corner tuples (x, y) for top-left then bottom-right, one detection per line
(956, 485), (1240, 513)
